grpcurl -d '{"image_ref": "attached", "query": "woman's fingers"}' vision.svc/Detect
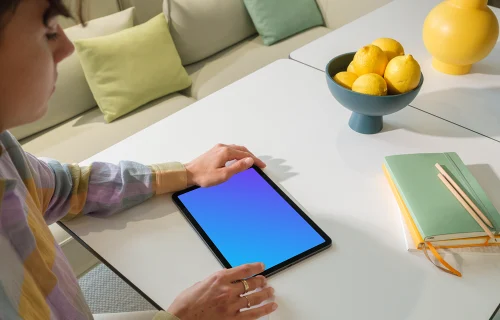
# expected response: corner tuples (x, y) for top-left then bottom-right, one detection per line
(221, 157), (254, 179)
(232, 275), (267, 296)
(168, 263), (275, 320)
(217, 145), (268, 181)
(238, 300), (278, 319)
(214, 144), (265, 168)
(236, 287), (275, 311)
(219, 146), (261, 166)
(228, 145), (266, 168)
(184, 143), (267, 187)
(226, 263), (265, 283)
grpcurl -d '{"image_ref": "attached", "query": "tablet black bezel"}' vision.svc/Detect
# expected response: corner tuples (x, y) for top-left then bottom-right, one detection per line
(172, 165), (332, 278)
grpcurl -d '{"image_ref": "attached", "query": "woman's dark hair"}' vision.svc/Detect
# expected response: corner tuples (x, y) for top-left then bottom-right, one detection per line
(0, 0), (83, 30)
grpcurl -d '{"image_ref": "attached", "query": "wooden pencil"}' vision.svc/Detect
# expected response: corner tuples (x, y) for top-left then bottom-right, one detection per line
(435, 163), (494, 228)
(437, 173), (496, 242)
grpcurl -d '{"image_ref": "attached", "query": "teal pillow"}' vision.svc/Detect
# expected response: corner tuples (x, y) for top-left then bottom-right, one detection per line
(243, 0), (324, 46)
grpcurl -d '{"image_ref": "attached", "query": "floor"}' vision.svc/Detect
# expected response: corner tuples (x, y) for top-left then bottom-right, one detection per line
(78, 263), (156, 314)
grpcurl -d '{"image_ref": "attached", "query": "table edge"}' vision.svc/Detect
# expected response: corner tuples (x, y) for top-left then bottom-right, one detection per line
(57, 221), (163, 312)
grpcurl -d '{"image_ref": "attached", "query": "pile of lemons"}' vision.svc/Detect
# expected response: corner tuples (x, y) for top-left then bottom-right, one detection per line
(334, 38), (421, 96)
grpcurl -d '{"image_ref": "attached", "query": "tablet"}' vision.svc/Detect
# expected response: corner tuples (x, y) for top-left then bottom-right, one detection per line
(172, 166), (331, 277)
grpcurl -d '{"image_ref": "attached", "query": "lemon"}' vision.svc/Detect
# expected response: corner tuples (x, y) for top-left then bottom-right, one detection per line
(347, 62), (356, 74)
(352, 45), (388, 76)
(372, 38), (405, 61)
(384, 54), (421, 94)
(333, 71), (358, 89)
(352, 73), (388, 96)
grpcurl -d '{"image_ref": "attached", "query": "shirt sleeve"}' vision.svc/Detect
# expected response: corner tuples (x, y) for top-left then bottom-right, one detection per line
(153, 311), (181, 320)
(29, 154), (187, 225)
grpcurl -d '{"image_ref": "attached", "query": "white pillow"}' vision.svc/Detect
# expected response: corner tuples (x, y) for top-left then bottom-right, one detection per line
(11, 8), (135, 140)
(58, 0), (121, 29)
(163, 0), (256, 65)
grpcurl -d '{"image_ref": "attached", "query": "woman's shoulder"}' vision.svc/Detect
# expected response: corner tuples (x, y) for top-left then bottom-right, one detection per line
(0, 130), (36, 182)
(0, 130), (22, 153)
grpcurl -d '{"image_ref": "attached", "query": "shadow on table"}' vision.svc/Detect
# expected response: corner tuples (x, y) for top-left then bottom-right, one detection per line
(384, 86), (500, 139)
(470, 45), (500, 76)
(63, 195), (180, 236)
(258, 155), (298, 183)
(271, 217), (427, 319)
(468, 164), (500, 229)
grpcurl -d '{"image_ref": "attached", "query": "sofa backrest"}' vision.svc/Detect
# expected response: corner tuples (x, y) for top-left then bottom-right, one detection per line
(118, 0), (257, 66)
(162, 0), (257, 66)
(316, 0), (392, 30)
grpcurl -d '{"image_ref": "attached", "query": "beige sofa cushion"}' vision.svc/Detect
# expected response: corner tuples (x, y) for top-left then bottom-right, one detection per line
(163, 0), (257, 65)
(10, 8), (135, 141)
(316, 0), (392, 30)
(184, 26), (331, 100)
(20, 94), (195, 164)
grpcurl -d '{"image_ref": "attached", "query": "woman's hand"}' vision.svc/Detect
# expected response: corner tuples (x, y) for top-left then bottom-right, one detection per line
(167, 263), (277, 320)
(184, 144), (266, 187)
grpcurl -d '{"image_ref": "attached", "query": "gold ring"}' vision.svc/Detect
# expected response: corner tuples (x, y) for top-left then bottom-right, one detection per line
(240, 279), (250, 294)
(243, 295), (251, 308)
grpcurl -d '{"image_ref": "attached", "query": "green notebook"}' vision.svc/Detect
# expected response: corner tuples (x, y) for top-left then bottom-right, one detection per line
(384, 152), (500, 241)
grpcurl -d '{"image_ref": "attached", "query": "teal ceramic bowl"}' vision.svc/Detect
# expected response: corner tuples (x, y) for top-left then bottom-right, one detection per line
(326, 52), (424, 134)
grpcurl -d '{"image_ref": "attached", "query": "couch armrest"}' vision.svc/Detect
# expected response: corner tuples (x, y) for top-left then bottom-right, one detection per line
(316, 0), (393, 30)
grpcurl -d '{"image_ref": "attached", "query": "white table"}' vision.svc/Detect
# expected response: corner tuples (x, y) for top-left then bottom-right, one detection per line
(290, 0), (500, 142)
(63, 60), (500, 320)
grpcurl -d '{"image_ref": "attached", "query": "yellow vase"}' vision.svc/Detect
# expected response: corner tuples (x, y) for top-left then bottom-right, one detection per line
(422, 0), (499, 75)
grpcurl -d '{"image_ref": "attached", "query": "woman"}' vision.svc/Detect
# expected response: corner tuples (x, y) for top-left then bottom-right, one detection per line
(0, 0), (278, 319)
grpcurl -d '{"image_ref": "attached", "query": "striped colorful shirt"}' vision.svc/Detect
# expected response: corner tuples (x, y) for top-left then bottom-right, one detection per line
(0, 131), (185, 320)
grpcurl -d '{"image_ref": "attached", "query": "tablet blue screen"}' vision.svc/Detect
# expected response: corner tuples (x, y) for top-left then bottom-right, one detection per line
(177, 168), (325, 270)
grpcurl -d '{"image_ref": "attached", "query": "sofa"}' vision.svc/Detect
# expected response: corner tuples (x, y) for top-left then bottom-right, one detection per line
(11, 0), (391, 276)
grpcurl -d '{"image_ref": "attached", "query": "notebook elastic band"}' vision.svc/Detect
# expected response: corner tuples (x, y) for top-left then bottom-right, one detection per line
(423, 242), (462, 277)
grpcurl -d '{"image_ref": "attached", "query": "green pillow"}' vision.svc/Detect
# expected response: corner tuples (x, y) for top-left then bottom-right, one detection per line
(74, 14), (191, 123)
(243, 0), (324, 46)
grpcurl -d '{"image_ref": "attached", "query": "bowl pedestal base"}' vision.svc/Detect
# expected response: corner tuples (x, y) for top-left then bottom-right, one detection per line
(349, 112), (383, 134)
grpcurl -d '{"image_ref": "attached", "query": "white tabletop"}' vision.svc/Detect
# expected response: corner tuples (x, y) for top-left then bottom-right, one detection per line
(64, 60), (500, 320)
(290, 0), (500, 142)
